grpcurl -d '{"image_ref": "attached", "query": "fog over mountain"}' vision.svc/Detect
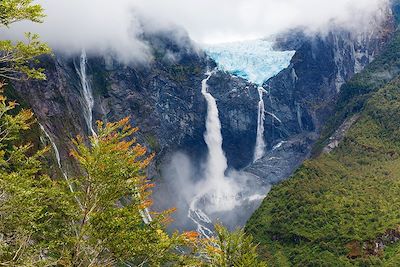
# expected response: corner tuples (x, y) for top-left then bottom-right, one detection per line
(1, 0), (390, 62)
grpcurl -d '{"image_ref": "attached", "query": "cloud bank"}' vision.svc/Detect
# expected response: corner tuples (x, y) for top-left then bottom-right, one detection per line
(136, 0), (390, 43)
(0, 0), (391, 61)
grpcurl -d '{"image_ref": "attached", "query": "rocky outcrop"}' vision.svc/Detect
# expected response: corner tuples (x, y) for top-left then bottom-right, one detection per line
(245, 10), (396, 183)
(10, 7), (397, 200)
(347, 226), (400, 259)
(323, 114), (360, 154)
(12, 30), (259, 176)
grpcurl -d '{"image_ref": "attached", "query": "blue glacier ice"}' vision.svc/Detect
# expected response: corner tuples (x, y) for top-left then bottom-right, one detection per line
(204, 39), (295, 85)
(205, 39), (296, 162)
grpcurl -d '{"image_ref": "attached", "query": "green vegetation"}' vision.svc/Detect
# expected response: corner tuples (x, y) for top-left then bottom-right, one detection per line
(0, 90), (75, 265)
(313, 29), (400, 156)
(0, 96), (266, 265)
(246, 31), (400, 266)
(0, 0), (51, 80)
(202, 224), (267, 267)
(0, 2), (266, 265)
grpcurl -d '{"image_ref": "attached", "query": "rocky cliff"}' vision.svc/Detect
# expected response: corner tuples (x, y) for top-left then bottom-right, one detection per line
(11, 29), (259, 176)
(9, 7), (397, 229)
(246, 10), (396, 183)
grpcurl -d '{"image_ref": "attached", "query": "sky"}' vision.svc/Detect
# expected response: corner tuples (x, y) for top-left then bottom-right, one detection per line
(1, 0), (390, 61)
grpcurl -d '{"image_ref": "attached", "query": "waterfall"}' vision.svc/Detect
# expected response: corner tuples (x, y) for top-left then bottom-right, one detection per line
(39, 124), (72, 190)
(254, 87), (268, 162)
(39, 124), (83, 209)
(201, 71), (228, 188)
(188, 71), (240, 237)
(76, 50), (96, 137)
(204, 39), (295, 164)
(75, 51), (153, 223)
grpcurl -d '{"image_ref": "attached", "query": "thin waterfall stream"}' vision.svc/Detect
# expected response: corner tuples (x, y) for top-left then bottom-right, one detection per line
(254, 87), (268, 162)
(39, 124), (83, 209)
(76, 50), (96, 137)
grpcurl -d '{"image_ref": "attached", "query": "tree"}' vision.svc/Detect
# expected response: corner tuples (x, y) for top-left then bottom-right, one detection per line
(0, 2), (268, 265)
(201, 224), (268, 267)
(0, 84), (76, 266)
(65, 118), (199, 266)
(0, 98), (266, 265)
(0, 0), (51, 81)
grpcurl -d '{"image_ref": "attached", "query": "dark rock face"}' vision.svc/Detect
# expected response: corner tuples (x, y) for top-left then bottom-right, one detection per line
(11, 10), (396, 216)
(245, 13), (396, 183)
(12, 31), (259, 176)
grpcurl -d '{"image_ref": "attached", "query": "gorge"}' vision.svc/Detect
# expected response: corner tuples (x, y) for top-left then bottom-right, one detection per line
(3, 0), (400, 265)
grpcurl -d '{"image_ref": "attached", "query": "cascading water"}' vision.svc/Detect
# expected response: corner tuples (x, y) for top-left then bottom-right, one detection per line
(186, 71), (271, 237)
(39, 124), (83, 209)
(254, 87), (268, 162)
(188, 71), (240, 237)
(205, 39), (295, 162)
(39, 124), (72, 190)
(156, 40), (294, 234)
(199, 71), (233, 208)
(76, 50), (96, 137)
(75, 51), (154, 222)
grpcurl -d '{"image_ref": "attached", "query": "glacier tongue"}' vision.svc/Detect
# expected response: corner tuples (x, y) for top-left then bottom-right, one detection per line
(205, 39), (295, 162)
(204, 39), (295, 85)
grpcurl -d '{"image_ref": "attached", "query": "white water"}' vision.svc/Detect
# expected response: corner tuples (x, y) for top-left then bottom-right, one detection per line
(39, 124), (83, 209)
(201, 71), (229, 203)
(188, 71), (240, 237)
(199, 71), (240, 212)
(76, 50), (96, 137)
(205, 40), (295, 162)
(186, 71), (272, 237)
(77, 51), (152, 223)
(39, 124), (72, 190)
(254, 87), (268, 162)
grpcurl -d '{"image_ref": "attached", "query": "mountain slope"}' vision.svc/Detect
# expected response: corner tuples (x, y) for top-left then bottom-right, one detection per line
(246, 30), (400, 266)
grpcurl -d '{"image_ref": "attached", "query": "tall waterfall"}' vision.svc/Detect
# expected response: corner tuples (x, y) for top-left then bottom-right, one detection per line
(201, 71), (228, 189)
(76, 50), (96, 137)
(188, 71), (240, 237)
(254, 87), (267, 162)
(75, 51), (152, 223)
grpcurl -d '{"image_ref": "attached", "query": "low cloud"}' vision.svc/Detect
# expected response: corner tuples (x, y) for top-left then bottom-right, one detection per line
(1, 0), (152, 63)
(0, 0), (391, 61)
(136, 0), (390, 43)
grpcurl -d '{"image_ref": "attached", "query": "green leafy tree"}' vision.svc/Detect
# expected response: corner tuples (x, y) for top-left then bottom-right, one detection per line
(0, 85), (76, 266)
(64, 118), (199, 266)
(201, 224), (267, 267)
(0, 0), (51, 80)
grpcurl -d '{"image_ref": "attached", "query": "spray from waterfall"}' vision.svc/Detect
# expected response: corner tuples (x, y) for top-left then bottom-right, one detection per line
(156, 71), (270, 234)
(76, 50), (96, 137)
(200, 71), (229, 199)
